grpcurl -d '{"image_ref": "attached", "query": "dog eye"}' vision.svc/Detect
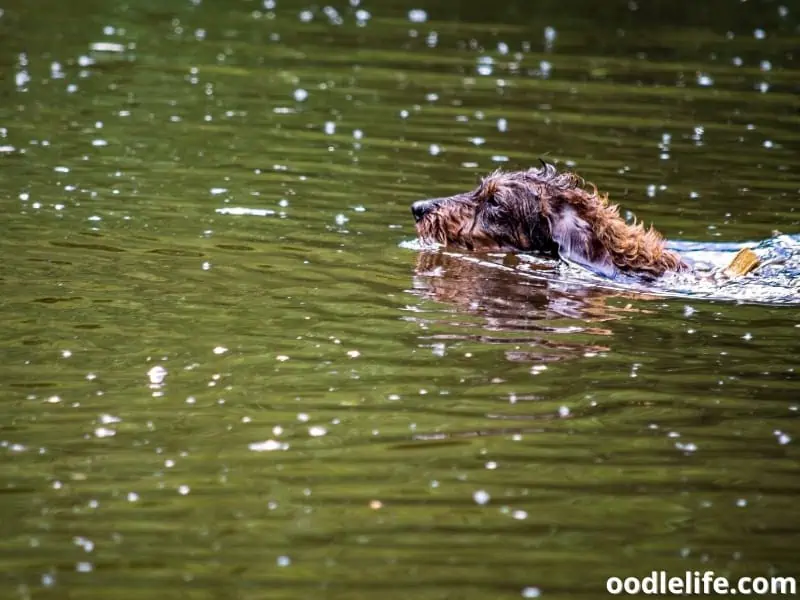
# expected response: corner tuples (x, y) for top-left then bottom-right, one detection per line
(485, 195), (499, 207)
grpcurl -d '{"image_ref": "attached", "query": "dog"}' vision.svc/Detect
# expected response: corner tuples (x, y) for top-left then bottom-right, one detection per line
(411, 162), (689, 280)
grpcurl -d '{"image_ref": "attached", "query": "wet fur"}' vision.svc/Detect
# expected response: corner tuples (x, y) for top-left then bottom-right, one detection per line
(412, 162), (687, 279)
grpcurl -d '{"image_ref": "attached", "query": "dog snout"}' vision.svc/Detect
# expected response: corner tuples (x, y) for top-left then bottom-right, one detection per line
(411, 200), (436, 223)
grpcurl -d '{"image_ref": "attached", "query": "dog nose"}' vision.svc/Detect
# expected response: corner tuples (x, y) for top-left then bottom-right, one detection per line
(411, 200), (434, 222)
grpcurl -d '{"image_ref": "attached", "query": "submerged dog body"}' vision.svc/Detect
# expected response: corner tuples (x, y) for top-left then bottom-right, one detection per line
(411, 163), (687, 279)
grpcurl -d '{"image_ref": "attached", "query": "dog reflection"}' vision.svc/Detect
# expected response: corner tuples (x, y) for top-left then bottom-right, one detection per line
(409, 251), (654, 363)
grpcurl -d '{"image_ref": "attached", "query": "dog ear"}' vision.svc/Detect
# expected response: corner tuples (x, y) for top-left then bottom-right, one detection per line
(547, 205), (618, 278)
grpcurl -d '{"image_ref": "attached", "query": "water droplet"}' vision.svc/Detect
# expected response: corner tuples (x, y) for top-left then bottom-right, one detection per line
(147, 365), (167, 385)
(408, 9), (427, 23)
(473, 490), (490, 505)
(696, 73), (714, 86)
(248, 440), (288, 452)
(522, 586), (541, 598)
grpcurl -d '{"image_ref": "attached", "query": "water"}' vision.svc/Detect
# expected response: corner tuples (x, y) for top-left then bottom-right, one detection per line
(1, 0), (798, 598)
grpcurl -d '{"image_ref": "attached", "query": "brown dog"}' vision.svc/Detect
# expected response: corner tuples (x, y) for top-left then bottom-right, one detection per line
(411, 162), (688, 279)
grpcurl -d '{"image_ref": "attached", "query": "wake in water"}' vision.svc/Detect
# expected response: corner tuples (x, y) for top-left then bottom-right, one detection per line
(401, 234), (800, 305)
(660, 234), (800, 304)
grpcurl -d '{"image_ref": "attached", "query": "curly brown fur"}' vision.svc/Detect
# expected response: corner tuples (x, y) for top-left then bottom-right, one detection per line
(411, 162), (687, 279)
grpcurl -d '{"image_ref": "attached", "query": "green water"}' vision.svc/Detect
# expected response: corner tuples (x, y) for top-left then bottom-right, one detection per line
(1, 0), (798, 598)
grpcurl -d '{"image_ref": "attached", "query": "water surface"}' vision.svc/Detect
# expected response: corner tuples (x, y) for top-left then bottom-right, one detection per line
(1, 0), (798, 598)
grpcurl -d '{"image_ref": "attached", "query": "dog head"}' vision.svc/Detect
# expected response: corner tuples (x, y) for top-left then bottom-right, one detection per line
(412, 162), (621, 278)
